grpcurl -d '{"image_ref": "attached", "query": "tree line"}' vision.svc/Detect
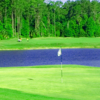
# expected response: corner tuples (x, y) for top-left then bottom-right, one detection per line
(0, 0), (100, 39)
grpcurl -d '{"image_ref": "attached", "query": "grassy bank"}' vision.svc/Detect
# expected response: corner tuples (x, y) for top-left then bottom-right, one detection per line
(0, 65), (100, 100)
(0, 37), (100, 50)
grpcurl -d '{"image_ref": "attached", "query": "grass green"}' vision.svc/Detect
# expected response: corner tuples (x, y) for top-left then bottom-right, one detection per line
(1, 37), (100, 50)
(0, 65), (100, 100)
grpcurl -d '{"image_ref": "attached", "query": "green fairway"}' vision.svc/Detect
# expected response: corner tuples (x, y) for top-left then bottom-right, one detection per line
(0, 65), (100, 100)
(1, 37), (100, 50)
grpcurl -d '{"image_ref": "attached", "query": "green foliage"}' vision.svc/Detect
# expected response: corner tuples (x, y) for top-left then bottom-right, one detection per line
(64, 28), (73, 37)
(49, 24), (55, 37)
(56, 30), (60, 37)
(94, 24), (100, 37)
(0, 0), (100, 39)
(0, 34), (3, 40)
(86, 17), (95, 37)
(6, 23), (13, 38)
(79, 28), (86, 37)
(0, 21), (4, 39)
(33, 33), (37, 38)
(0, 21), (3, 31)
(21, 18), (29, 38)
(2, 17), (13, 38)
(0, 21), (6, 39)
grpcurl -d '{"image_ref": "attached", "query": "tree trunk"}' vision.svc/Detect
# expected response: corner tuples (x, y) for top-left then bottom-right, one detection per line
(5, 6), (7, 28)
(54, 9), (56, 36)
(12, 11), (14, 37)
(47, 12), (50, 36)
(14, 9), (16, 36)
(67, 21), (69, 29)
(35, 12), (40, 36)
(17, 16), (21, 38)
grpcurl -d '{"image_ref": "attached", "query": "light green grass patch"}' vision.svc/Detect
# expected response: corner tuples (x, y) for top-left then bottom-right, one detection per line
(1, 37), (100, 50)
(0, 65), (100, 100)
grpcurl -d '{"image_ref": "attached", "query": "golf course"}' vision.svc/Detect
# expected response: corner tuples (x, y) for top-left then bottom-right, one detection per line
(0, 65), (100, 100)
(1, 0), (100, 99)
(1, 37), (100, 50)
(0, 37), (100, 100)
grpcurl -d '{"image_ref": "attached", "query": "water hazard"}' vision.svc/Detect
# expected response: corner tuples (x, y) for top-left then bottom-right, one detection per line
(0, 49), (100, 67)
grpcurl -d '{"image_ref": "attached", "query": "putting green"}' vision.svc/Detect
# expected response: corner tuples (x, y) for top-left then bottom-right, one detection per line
(0, 65), (100, 100)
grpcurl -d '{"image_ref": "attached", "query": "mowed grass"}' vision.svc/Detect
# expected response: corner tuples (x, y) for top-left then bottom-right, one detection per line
(0, 65), (100, 100)
(1, 37), (100, 50)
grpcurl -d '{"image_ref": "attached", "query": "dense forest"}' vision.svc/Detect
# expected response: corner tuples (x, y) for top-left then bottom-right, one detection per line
(0, 0), (100, 39)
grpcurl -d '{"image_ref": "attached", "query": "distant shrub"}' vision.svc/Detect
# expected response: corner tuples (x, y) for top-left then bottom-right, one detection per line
(0, 34), (4, 40)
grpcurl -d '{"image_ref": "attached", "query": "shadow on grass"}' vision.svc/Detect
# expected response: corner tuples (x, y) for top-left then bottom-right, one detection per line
(0, 88), (70, 100)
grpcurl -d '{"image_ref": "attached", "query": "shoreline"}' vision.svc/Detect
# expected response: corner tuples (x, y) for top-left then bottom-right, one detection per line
(0, 46), (100, 51)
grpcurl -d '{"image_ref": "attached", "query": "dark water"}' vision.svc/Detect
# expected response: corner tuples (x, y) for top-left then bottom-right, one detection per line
(0, 49), (100, 67)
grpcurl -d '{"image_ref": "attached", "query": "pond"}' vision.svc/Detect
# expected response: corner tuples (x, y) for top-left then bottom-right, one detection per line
(0, 49), (100, 67)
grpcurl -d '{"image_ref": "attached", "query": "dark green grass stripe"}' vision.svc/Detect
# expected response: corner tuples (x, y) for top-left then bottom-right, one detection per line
(0, 88), (69, 100)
